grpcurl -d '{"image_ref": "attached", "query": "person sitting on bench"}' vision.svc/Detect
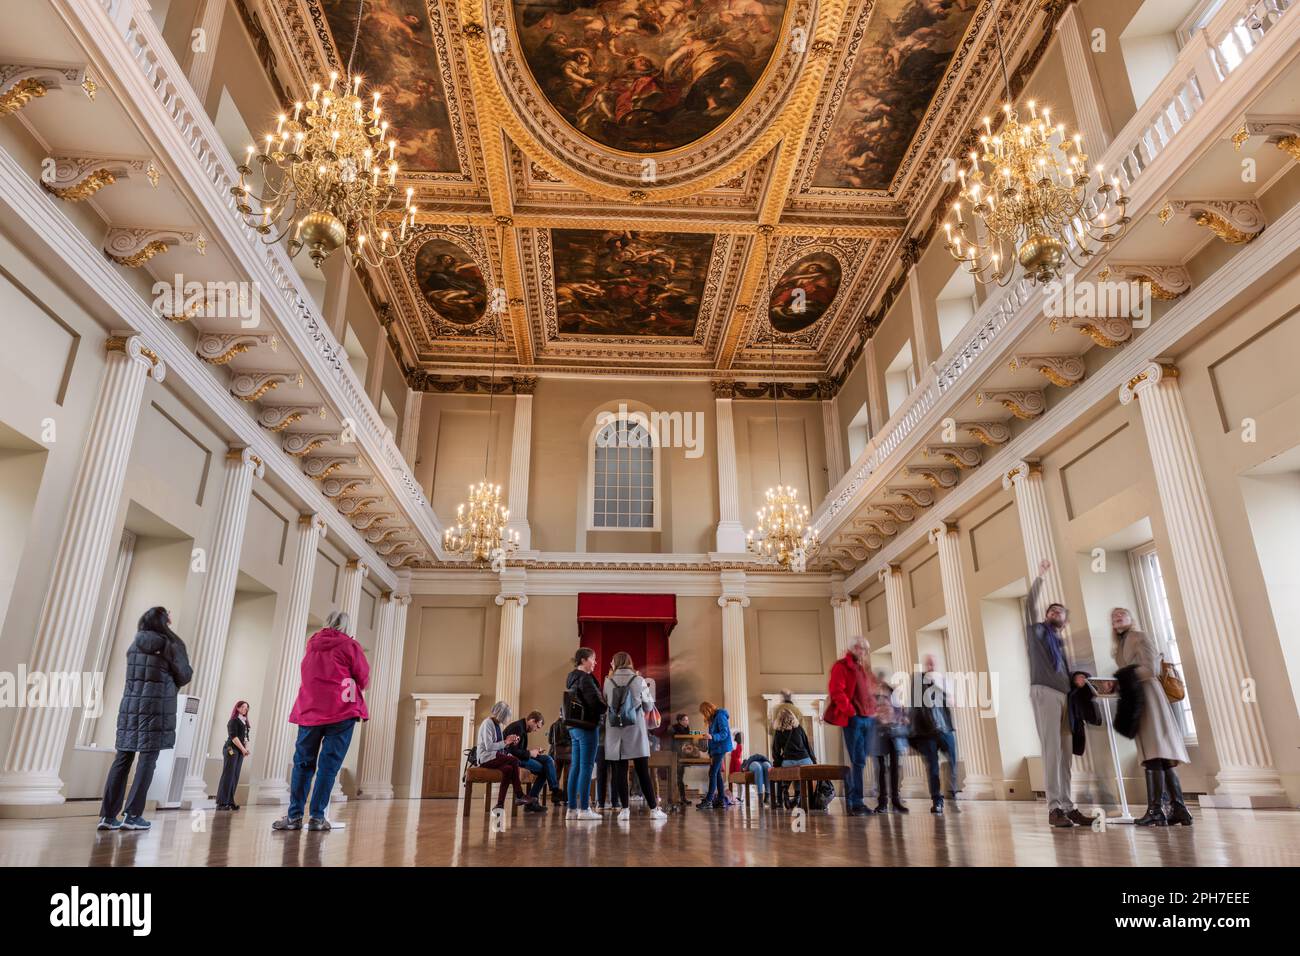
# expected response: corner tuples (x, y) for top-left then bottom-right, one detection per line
(503, 709), (563, 805)
(476, 701), (543, 814)
(771, 707), (815, 808)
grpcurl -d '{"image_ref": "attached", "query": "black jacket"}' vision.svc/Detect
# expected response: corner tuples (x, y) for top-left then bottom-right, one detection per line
(226, 716), (249, 746)
(501, 718), (532, 760)
(563, 669), (607, 729)
(910, 674), (954, 738)
(547, 720), (570, 754)
(1067, 675), (1101, 756)
(1113, 665), (1144, 740)
(115, 627), (193, 752)
(772, 726), (814, 765)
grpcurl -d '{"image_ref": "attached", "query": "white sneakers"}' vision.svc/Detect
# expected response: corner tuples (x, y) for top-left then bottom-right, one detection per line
(566, 807), (667, 822)
(649, 807), (669, 820)
(617, 808), (631, 822)
(577, 809), (601, 820)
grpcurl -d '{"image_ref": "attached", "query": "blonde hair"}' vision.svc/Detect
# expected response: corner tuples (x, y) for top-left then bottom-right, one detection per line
(774, 707), (800, 731)
(611, 651), (634, 671)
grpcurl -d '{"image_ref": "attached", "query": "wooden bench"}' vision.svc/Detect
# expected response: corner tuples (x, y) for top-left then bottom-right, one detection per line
(462, 767), (539, 817)
(767, 764), (850, 815)
(728, 771), (756, 811)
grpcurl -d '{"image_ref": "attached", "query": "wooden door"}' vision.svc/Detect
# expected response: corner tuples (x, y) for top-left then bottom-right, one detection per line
(421, 716), (463, 798)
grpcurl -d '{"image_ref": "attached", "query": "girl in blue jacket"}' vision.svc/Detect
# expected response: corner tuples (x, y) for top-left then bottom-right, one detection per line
(697, 701), (733, 810)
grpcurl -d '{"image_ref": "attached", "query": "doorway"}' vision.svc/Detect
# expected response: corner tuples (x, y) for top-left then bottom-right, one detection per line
(421, 716), (463, 798)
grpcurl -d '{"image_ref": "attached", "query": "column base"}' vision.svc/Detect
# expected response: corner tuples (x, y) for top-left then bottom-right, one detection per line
(180, 775), (214, 810)
(1198, 792), (1294, 809)
(715, 521), (746, 554)
(1207, 766), (1290, 802)
(959, 775), (998, 799)
(0, 771), (66, 806)
(353, 785), (395, 801)
(251, 780), (290, 805)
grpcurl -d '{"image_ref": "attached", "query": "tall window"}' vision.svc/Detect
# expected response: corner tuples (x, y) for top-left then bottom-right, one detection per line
(591, 419), (657, 530)
(1129, 543), (1197, 740)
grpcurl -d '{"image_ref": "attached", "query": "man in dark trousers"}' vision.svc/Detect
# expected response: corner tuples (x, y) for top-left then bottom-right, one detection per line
(1026, 558), (1091, 828)
(503, 710), (563, 805)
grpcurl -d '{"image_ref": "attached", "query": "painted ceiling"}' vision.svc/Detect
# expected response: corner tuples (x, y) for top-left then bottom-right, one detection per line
(252, 0), (1057, 383)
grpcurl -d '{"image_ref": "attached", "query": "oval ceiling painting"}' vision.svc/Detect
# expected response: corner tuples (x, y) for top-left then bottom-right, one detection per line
(768, 252), (842, 334)
(413, 237), (488, 327)
(512, 1), (791, 153)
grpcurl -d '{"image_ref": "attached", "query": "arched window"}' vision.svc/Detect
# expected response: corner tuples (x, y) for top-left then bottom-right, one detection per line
(590, 418), (657, 530)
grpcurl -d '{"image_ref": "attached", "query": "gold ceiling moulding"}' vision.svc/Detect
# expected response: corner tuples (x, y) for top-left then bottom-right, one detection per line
(256, 404), (324, 432)
(40, 155), (158, 202)
(44, 167), (115, 201)
(963, 421), (1012, 446)
(976, 389), (1046, 420)
(457, 0), (849, 202)
(195, 332), (276, 365)
(1160, 200), (1265, 245)
(104, 227), (200, 268)
(1010, 353), (1087, 388)
(0, 77), (45, 114)
(228, 370), (302, 402)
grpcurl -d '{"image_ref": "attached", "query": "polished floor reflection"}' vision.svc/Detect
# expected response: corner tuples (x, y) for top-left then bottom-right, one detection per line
(3, 799), (1298, 867)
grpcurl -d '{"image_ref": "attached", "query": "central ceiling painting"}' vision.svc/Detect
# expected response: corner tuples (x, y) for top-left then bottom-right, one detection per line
(512, 0), (790, 153)
(812, 0), (979, 189)
(551, 230), (715, 337)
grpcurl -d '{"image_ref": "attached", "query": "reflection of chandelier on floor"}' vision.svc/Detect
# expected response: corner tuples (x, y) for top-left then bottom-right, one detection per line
(231, 0), (418, 268)
(746, 227), (818, 572)
(443, 295), (518, 571)
(943, 2), (1129, 286)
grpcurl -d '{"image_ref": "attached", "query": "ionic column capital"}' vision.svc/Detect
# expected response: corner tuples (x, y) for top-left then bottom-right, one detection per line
(495, 592), (528, 608)
(298, 512), (328, 536)
(105, 333), (166, 383)
(226, 445), (266, 479)
(876, 563), (902, 584)
(927, 521), (959, 543)
(718, 594), (750, 609)
(1001, 459), (1043, 491)
(1119, 361), (1180, 405)
(345, 558), (370, 578)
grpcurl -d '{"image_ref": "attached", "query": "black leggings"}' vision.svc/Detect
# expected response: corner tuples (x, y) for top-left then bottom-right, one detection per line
(611, 757), (657, 810)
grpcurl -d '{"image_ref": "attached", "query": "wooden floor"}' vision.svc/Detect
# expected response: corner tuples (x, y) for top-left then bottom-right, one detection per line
(3, 798), (1298, 867)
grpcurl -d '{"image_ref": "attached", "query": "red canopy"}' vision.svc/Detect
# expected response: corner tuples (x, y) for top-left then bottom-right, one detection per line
(576, 593), (676, 718)
(577, 593), (677, 631)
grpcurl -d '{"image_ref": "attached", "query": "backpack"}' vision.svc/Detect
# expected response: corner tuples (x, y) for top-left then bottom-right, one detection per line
(462, 746), (479, 782)
(810, 780), (836, 810)
(563, 681), (597, 730)
(609, 679), (640, 728)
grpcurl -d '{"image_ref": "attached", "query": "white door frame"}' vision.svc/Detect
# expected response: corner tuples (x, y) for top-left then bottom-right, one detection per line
(407, 693), (479, 799)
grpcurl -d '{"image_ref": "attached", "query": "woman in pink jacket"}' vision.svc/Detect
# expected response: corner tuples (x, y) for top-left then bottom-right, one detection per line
(271, 610), (369, 832)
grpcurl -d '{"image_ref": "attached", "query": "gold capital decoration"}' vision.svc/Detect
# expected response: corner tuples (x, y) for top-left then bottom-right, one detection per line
(42, 167), (116, 201)
(0, 77), (46, 115)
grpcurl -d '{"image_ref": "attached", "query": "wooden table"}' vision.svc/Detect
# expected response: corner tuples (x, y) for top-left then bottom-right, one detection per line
(768, 764), (850, 815)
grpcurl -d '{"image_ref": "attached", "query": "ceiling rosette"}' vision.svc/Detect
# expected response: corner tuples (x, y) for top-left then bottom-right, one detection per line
(459, 0), (841, 201)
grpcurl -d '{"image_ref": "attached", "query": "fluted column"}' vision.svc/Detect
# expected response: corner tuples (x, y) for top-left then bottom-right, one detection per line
(830, 575), (854, 657)
(506, 393), (532, 549)
(363, 591), (411, 798)
(1002, 459), (1100, 794)
(0, 334), (164, 805)
(493, 570), (527, 712)
(1056, 2), (1112, 154)
(186, 0), (227, 103)
(1120, 362), (1286, 804)
(399, 388), (422, 468)
(928, 522), (995, 798)
(822, 398), (845, 485)
(879, 564), (923, 791)
(714, 395), (746, 553)
(719, 572), (750, 745)
(357, 593), (397, 798)
(180, 447), (265, 806)
(338, 559), (368, 624)
(254, 513), (327, 804)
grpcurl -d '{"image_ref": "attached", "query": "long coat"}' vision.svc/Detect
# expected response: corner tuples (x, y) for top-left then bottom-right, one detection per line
(1114, 628), (1189, 766)
(115, 628), (193, 752)
(603, 668), (652, 760)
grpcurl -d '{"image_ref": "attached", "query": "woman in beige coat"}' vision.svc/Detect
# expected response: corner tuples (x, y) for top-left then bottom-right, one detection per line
(1111, 608), (1192, 827)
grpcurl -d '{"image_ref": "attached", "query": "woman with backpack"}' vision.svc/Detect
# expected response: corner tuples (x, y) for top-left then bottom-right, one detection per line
(96, 607), (193, 832)
(603, 652), (668, 821)
(696, 701), (733, 810)
(563, 647), (607, 821)
(771, 705), (815, 809)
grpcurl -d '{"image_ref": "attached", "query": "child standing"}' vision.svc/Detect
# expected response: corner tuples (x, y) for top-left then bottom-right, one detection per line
(697, 701), (733, 810)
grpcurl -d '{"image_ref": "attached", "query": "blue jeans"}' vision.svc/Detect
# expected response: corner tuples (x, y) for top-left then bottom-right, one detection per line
(918, 730), (959, 799)
(519, 755), (558, 797)
(704, 754), (726, 802)
(566, 727), (597, 810)
(288, 718), (356, 820)
(842, 715), (874, 809)
(743, 756), (770, 794)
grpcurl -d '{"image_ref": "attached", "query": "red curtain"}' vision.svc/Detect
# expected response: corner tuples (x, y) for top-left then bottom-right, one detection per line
(577, 594), (676, 714)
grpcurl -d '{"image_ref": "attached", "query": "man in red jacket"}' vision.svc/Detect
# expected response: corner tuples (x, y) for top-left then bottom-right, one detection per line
(825, 636), (877, 816)
(272, 610), (370, 832)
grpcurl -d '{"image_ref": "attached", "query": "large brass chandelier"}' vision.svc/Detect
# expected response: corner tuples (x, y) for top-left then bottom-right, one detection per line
(231, 0), (417, 268)
(746, 228), (818, 572)
(443, 309), (518, 571)
(943, 4), (1129, 285)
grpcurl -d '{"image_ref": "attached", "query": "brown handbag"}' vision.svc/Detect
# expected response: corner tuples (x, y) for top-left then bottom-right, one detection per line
(1159, 659), (1186, 702)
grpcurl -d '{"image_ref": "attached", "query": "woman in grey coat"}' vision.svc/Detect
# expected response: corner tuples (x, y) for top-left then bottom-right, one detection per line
(603, 652), (667, 821)
(1112, 608), (1192, 827)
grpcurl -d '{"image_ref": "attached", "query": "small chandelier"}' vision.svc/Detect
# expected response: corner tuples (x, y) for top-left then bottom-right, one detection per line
(443, 305), (518, 571)
(747, 484), (818, 573)
(231, 1), (417, 268)
(943, 4), (1129, 285)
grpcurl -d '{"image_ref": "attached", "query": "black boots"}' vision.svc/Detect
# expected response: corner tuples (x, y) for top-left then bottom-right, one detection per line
(1164, 767), (1193, 826)
(1135, 765), (1168, 826)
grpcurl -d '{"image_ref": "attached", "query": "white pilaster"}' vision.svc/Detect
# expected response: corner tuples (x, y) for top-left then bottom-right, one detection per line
(373, 591), (411, 796)
(714, 396), (746, 553)
(1056, 2), (1112, 154)
(357, 592), (397, 798)
(505, 393), (533, 549)
(254, 513), (327, 804)
(186, 0), (227, 104)
(879, 564), (924, 793)
(1120, 363), (1287, 805)
(399, 388), (422, 469)
(719, 571), (750, 745)
(830, 574), (853, 657)
(493, 569), (528, 712)
(929, 522), (996, 798)
(338, 559), (368, 624)
(0, 334), (164, 805)
(180, 446), (265, 807)
(863, 340), (887, 433)
(822, 398), (845, 486)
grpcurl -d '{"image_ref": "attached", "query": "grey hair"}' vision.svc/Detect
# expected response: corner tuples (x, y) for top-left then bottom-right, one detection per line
(489, 700), (512, 723)
(848, 635), (870, 654)
(324, 610), (351, 634)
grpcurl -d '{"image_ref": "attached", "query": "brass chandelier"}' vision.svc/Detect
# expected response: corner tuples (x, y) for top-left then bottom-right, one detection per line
(443, 308), (518, 571)
(943, 3), (1129, 285)
(746, 228), (818, 572)
(231, 0), (417, 268)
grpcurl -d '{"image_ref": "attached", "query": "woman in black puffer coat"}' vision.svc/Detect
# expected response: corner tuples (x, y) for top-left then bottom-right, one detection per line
(97, 607), (193, 831)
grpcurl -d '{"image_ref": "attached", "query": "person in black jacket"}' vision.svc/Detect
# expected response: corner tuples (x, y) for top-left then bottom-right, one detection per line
(563, 647), (607, 819)
(503, 710), (563, 804)
(216, 700), (251, 811)
(97, 607), (193, 831)
(911, 655), (960, 815)
(771, 706), (815, 809)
